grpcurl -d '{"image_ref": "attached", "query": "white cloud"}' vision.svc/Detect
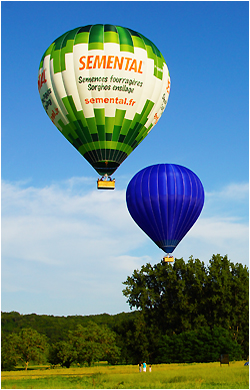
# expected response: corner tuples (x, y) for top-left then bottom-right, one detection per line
(206, 182), (249, 201)
(1, 178), (249, 316)
(1, 178), (148, 315)
(174, 215), (249, 263)
(203, 182), (249, 223)
(1, 179), (145, 262)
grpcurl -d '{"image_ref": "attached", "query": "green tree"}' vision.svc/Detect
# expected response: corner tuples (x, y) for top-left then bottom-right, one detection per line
(1, 332), (20, 370)
(119, 312), (150, 364)
(122, 254), (249, 361)
(122, 257), (208, 334)
(70, 322), (120, 366)
(71, 323), (104, 366)
(15, 328), (49, 370)
(157, 326), (244, 363)
(49, 322), (120, 367)
(111, 314), (139, 364)
(98, 324), (121, 365)
(204, 255), (249, 356)
(48, 340), (77, 368)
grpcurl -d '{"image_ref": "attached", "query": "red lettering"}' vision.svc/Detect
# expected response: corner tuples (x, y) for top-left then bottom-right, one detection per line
(93, 55), (106, 69)
(38, 70), (47, 92)
(51, 108), (59, 124)
(107, 56), (114, 69)
(114, 56), (124, 70)
(78, 55), (143, 73)
(129, 59), (137, 72)
(86, 56), (94, 69)
(83, 97), (136, 105)
(124, 57), (132, 70)
(166, 79), (170, 94)
(138, 60), (143, 74)
(154, 113), (159, 124)
(79, 56), (86, 70)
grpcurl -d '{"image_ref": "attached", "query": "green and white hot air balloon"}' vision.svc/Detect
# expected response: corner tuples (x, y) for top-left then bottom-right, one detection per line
(38, 24), (170, 189)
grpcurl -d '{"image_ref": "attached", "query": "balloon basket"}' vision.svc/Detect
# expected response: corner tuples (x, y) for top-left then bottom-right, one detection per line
(163, 255), (174, 262)
(97, 176), (115, 190)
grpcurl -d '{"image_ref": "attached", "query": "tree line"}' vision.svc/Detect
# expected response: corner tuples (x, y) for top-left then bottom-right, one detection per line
(1, 254), (249, 370)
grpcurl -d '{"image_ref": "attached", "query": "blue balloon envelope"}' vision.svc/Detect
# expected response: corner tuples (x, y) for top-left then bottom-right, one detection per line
(126, 164), (205, 254)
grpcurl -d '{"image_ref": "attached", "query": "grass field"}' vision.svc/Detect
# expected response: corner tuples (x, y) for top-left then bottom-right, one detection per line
(1, 361), (249, 389)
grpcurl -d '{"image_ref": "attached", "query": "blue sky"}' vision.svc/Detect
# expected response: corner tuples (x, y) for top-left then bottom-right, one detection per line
(1, 1), (249, 316)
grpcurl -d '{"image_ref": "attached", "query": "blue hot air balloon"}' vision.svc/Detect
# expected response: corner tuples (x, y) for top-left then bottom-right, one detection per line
(126, 164), (205, 258)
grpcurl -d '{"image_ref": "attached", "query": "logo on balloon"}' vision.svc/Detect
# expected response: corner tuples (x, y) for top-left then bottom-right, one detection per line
(79, 55), (143, 74)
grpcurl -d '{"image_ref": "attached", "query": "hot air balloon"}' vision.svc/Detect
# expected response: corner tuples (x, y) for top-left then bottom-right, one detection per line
(38, 25), (170, 189)
(126, 164), (205, 261)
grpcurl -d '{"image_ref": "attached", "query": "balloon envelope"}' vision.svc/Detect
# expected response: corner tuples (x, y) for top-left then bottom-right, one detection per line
(38, 24), (170, 176)
(126, 164), (205, 253)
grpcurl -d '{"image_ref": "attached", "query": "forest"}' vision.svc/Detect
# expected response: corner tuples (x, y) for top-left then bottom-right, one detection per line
(1, 254), (249, 370)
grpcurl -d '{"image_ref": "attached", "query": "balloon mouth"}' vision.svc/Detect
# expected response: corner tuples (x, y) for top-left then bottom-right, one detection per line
(83, 151), (128, 176)
(92, 161), (120, 177)
(156, 240), (180, 254)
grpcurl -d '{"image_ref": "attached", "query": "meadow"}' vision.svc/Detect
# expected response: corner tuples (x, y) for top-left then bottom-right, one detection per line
(1, 361), (249, 389)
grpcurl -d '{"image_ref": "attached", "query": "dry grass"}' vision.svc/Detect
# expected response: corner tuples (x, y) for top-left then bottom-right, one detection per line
(1, 361), (249, 389)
